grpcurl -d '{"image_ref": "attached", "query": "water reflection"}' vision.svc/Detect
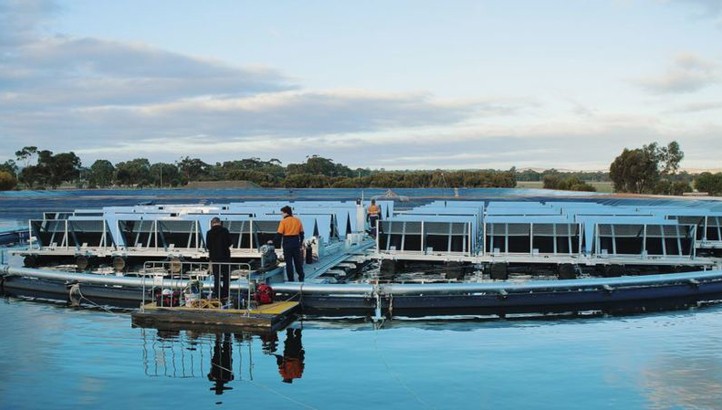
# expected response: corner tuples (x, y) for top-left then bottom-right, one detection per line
(140, 326), (306, 395)
(643, 353), (722, 409)
(208, 333), (234, 394)
(275, 328), (305, 384)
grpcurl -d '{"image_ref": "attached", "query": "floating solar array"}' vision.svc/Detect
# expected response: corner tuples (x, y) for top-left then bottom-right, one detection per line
(377, 200), (722, 264)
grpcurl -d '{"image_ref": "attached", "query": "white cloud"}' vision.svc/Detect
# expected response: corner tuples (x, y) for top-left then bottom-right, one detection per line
(0, 0), (58, 46)
(1, 1), (721, 173)
(635, 53), (719, 94)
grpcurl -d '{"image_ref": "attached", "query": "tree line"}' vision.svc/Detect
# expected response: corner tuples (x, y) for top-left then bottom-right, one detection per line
(1, 142), (721, 196)
(0, 149), (516, 190)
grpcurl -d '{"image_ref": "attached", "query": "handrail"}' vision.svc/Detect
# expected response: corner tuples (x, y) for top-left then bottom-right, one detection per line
(139, 260), (253, 310)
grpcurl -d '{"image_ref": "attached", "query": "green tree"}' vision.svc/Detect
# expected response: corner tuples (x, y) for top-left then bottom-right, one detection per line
(694, 172), (722, 196)
(0, 160), (18, 177)
(88, 160), (116, 188)
(0, 170), (17, 190)
(18, 165), (44, 188)
(17, 150), (81, 188)
(115, 158), (151, 187)
(609, 148), (658, 193)
(609, 141), (683, 194)
(286, 155), (353, 178)
(149, 162), (182, 187)
(46, 152), (82, 187)
(15, 146), (38, 167)
(177, 157), (209, 182)
(543, 175), (596, 192)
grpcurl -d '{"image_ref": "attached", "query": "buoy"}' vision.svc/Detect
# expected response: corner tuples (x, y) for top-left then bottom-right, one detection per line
(75, 255), (90, 271)
(557, 263), (577, 280)
(112, 256), (126, 273)
(23, 255), (38, 268)
(68, 283), (82, 307)
(490, 263), (509, 280)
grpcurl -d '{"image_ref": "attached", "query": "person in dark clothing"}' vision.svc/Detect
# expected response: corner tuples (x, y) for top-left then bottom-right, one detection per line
(275, 206), (305, 282)
(206, 217), (232, 305)
(275, 328), (305, 383)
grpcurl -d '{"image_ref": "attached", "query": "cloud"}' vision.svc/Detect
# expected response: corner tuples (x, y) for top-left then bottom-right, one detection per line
(1, 1), (720, 173)
(668, 0), (722, 16)
(0, 0), (58, 47)
(634, 53), (719, 94)
(1, 89), (499, 161)
(0, 37), (295, 108)
(665, 101), (722, 114)
(0, 0), (498, 168)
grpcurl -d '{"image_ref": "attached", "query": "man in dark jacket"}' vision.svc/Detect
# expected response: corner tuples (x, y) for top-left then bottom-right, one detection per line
(206, 217), (232, 305)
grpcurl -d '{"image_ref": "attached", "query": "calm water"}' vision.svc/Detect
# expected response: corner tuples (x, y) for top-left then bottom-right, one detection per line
(2, 189), (722, 409)
(2, 300), (722, 409)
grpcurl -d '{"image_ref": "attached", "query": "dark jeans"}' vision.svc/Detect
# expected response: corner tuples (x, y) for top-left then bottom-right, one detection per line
(211, 261), (231, 301)
(369, 215), (379, 236)
(283, 246), (304, 282)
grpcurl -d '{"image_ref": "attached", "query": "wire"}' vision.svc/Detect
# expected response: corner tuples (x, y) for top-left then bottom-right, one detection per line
(71, 283), (124, 315)
(372, 323), (435, 409)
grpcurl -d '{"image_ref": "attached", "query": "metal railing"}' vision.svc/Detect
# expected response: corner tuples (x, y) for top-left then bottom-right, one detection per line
(140, 260), (253, 311)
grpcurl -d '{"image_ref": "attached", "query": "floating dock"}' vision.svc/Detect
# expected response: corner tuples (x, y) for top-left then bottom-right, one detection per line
(3, 196), (722, 320)
(131, 300), (300, 331)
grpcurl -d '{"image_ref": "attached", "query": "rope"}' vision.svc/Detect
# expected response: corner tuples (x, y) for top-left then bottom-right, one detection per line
(67, 283), (122, 315)
(242, 378), (318, 409)
(372, 324), (434, 409)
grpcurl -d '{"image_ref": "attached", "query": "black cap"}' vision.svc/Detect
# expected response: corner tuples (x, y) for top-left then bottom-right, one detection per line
(281, 206), (292, 215)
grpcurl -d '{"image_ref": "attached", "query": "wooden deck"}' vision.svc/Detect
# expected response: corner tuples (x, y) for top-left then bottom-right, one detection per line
(131, 300), (300, 331)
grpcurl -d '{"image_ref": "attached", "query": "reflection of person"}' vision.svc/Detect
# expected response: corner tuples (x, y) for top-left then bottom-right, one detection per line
(259, 330), (279, 355)
(208, 333), (234, 395)
(206, 217), (232, 305)
(367, 199), (381, 236)
(276, 206), (305, 282)
(275, 329), (305, 384)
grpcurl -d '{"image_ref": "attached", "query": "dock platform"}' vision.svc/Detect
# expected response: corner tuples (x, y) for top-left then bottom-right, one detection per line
(131, 300), (300, 331)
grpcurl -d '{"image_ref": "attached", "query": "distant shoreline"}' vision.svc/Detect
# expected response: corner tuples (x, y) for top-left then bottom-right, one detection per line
(182, 180), (260, 189)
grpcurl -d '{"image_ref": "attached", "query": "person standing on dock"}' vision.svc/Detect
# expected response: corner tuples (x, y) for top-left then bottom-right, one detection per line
(276, 205), (305, 282)
(206, 217), (232, 305)
(367, 199), (381, 236)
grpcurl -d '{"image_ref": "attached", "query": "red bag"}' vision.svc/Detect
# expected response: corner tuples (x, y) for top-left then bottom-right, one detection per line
(255, 283), (274, 305)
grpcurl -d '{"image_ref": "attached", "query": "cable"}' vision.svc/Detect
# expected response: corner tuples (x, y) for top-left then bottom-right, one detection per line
(372, 323), (435, 409)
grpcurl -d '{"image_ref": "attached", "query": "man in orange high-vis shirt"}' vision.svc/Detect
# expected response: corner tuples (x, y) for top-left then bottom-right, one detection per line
(276, 205), (305, 282)
(367, 199), (381, 237)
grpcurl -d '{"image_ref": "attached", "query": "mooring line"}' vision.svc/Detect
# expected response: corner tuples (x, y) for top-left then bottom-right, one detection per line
(71, 283), (123, 315)
(372, 323), (435, 410)
(243, 378), (319, 410)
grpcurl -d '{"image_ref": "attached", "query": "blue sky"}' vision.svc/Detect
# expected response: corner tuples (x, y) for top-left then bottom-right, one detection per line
(1, 0), (721, 171)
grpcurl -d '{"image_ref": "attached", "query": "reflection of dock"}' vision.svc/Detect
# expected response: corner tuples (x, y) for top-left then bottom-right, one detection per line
(132, 301), (299, 331)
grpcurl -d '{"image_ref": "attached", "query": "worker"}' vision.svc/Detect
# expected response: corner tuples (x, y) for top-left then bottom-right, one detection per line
(206, 217), (232, 306)
(276, 205), (305, 282)
(367, 199), (381, 236)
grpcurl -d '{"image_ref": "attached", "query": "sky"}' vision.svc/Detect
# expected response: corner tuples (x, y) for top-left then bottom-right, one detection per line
(1, 0), (721, 172)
